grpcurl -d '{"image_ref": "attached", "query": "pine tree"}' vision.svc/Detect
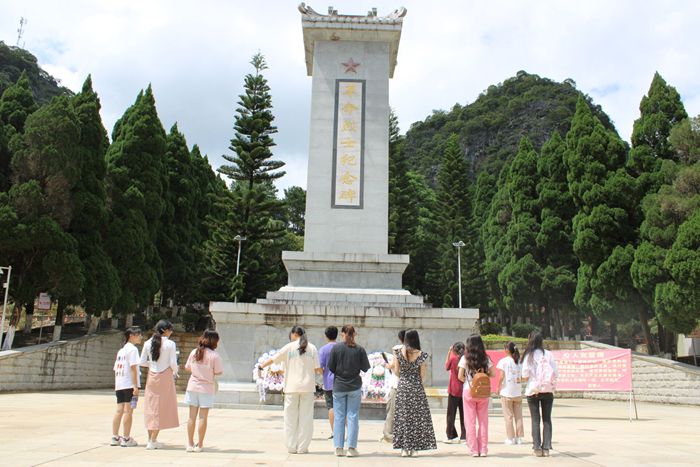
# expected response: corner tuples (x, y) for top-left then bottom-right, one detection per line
(283, 186), (306, 236)
(536, 132), (578, 338)
(564, 97), (635, 336)
(105, 86), (166, 315)
(499, 138), (543, 330)
(69, 76), (120, 317)
(206, 53), (286, 302)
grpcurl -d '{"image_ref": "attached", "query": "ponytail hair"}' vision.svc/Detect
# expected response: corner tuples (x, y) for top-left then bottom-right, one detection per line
(195, 329), (220, 362)
(151, 319), (173, 362)
(506, 341), (520, 364)
(123, 326), (142, 344)
(290, 325), (308, 355)
(342, 324), (357, 348)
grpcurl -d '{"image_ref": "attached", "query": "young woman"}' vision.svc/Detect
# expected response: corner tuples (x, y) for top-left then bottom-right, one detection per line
(497, 341), (524, 445)
(392, 329), (437, 457)
(111, 327), (143, 447)
(140, 319), (179, 450)
(521, 332), (558, 457)
(184, 329), (224, 452)
(328, 324), (370, 458)
(444, 341), (466, 444)
(259, 326), (320, 455)
(458, 334), (496, 457)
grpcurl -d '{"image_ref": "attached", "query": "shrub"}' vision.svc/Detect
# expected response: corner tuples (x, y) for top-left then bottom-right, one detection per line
(512, 323), (540, 338)
(479, 322), (502, 335)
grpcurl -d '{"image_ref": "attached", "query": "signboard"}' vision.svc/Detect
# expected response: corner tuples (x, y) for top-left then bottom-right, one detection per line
(332, 79), (365, 208)
(37, 293), (51, 311)
(486, 348), (632, 393)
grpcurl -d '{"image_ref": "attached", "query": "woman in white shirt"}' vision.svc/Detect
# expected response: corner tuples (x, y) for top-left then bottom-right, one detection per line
(140, 319), (179, 450)
(521, 332), (558, 457)
(497, 341), (524, 445)
(258, 325), (320, 455)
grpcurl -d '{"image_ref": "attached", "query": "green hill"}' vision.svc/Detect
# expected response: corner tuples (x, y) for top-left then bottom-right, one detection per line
(0, 41), (73, 104)
(402, 70), (620, 183)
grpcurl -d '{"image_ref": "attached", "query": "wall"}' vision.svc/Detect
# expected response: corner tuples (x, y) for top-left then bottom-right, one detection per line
(0, 331), (122, 392)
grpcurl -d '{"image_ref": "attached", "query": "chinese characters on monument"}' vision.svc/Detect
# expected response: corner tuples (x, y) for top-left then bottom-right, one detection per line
(332, 79), (365, 208)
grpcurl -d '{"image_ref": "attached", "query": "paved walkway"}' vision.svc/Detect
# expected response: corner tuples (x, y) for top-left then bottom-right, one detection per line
(0, 390), (698, 466)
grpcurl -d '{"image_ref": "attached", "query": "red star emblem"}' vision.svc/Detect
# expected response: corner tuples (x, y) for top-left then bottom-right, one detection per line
(342, 58), (360, 74)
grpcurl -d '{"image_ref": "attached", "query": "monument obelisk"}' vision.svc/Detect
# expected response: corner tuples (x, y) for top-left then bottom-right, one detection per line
(210, 5), (477, 393)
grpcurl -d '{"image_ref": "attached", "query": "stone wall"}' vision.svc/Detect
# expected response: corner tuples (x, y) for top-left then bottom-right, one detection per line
(0, 331), (122, 392)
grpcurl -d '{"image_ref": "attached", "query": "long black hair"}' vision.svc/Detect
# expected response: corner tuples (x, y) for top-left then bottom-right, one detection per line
(290, 325), (308, 355)
(123, 326), (142, 344)
(195, 329), (220, 362)
(452, 341), (465, 356)
(465, 333), (489, 376)
(342, 324), (357, 347)
(151, 319), (173, 362)
(522, 331), (544, 364)
(404, 329), (421, 351)
(505, 341), (520, 364)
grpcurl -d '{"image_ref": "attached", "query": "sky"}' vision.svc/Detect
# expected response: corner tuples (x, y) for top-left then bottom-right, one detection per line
(1, 0), (699, 192)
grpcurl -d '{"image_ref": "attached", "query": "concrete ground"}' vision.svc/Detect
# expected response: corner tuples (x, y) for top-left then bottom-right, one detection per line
(0, 390), (698, 466)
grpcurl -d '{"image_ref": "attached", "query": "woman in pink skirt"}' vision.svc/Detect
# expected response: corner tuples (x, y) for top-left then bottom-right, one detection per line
(140, 319), (179, 449)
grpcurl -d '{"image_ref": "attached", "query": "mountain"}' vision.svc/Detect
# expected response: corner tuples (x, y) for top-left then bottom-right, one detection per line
(402, 70), (620, 183)
(0, 41), (73, 104)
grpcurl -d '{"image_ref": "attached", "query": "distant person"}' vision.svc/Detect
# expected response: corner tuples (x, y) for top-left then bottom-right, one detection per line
(521, 332), (558, 457)
(392, 329), (437, 457)
(444, 341), (466, 444)
(458, 334), (496, 457)
(497, 341), (524, 445)
(259, 325), (320, 454)
(318, 326), (339, 438)
(328, 324), (370, 457)
(140, 319), (179, 450)
(111, 326), (143, 447)
(184, 329), (224, 453)
(381, 329), (406, 443)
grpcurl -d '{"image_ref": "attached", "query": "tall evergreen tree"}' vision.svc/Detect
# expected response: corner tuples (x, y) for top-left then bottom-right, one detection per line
(105, 86), (166, 315)
(205, 53), (286, 302)
(627, 73), (687, 351)
(564, 97), (635, 336)
(69, 76), (120, 317)
(536, 132), (578, 337)
(283, 186), (306, 236)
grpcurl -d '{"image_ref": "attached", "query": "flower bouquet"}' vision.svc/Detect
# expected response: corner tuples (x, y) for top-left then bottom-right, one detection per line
(253, 350), (285, 402)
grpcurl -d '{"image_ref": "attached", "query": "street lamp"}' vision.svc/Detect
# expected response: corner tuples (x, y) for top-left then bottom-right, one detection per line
(0, 266), (11, 348)
(233, 235), (246, 303)
(452, 241), (465, 309)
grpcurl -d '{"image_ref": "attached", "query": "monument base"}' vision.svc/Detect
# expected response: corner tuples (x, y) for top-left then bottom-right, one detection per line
(210, 301), (479, 388)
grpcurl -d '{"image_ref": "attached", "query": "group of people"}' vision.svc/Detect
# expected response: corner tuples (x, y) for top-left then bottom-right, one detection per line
(111, 320), (223, 452)
(111, 320), (559, 458)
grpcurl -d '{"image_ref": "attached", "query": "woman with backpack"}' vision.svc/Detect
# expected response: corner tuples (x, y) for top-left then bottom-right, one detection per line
(521, 332), (559, 457)
(458, 334), (496, 457)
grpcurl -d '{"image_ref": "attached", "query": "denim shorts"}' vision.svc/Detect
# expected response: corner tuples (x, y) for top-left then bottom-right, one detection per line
(184, 390), (215, 408)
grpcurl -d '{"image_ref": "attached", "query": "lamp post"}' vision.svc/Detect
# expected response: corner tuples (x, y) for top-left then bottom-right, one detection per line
(452, 241), (465, 309)
(233, 235), (246, 303)
(0, 266), (11, 348)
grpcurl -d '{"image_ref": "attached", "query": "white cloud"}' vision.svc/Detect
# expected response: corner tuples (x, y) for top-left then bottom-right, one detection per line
(1, 0), (699, 191)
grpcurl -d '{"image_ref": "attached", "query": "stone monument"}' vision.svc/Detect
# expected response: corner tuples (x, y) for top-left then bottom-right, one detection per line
(210, 5), (478, 401)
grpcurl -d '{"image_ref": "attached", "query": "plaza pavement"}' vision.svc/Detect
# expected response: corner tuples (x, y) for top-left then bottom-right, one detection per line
(0, 390), (698, 466)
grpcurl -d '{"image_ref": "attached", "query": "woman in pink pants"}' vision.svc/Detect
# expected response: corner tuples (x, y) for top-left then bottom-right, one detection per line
(458, 334), (495, 457)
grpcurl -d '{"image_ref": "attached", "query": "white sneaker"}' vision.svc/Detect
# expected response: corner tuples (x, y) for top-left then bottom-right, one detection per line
(194, 445), (203, 453)
(146, 441), (162, 450)
(186, 445), (195, 452)
(347, 448), (359, 457)
(401, 449), (409, 457)
(444, 437), (460, 444)
(504, 438), (515, 445)
(516, 437), (524, 445)
(110, 436), (121, 446)
(335, 448), (346, 457)
(120, 437), (137, 447)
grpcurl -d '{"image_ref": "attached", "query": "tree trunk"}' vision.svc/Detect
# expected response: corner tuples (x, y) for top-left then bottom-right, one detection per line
(52, 301), (64, 342)
(542, 304), (552, 339)
(87, 315), (99, 334)
(610, 321), (618, 347)
(23, 301), (34, 334)
(125, 313), (134, 328)
(639, 308), (656, 355)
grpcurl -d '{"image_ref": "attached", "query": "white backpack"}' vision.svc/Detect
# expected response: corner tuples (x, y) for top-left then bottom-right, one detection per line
(533, 351), (556, 393)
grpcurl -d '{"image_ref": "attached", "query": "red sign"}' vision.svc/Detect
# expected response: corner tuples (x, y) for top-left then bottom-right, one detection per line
(486, 348), (632, 393)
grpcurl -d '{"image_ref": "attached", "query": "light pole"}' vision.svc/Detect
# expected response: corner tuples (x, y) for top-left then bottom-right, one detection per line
(452, 241), (465, 309)
(0, 266), (11, 348)
(233, 235), (246, 303)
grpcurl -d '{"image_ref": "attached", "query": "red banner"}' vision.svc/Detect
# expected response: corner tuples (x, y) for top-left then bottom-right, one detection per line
(486, 348), (632, 393)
